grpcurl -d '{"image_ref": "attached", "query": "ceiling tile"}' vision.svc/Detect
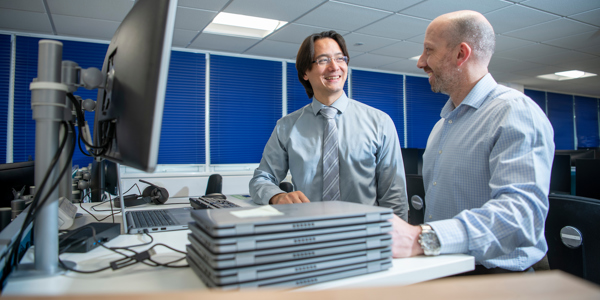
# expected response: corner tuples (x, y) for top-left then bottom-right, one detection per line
(0, 9), (52, 34)
(244, 40), (299, 59)
(488, 56), (545, 73)
(503, 18), (597, 43)
(489, 71), (530, 83)
(406, 33), (425, 44)
(400, 0), (511, 20)
(0, 0), (45, 12)
(178, 0), (228, 12)
(543, 31), (600, 51)
(295, 1), (391, 32)
(378, 58), (422, 74)
(494, 43), (571, 61)
(370, 40), (423, 59)
(188, 32), (258, 53)
(349, 53), (402, 69)
(520, 0), (600, 17)
(267, 24), (350, 44)
(512, 64), (574, 77)
(224, 0), (322, 22)
(569, 8), (600, 27)
(174, 7), (216, 31)
(525, 50), (597, 66)
(172, 28), (199, 48)
(53, 14), (120, 40)
(336, 0), (423, 13)
(356, 14), (429, 40)
(343, 32), (398, 52)
(494, 35), (536, 53)
(48, 0), (133, 22)
(484, 5), (558, 34)
(580, 44), (600, 56)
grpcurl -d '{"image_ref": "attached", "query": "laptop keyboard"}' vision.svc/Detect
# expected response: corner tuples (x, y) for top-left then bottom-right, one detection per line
(189, 197), (240, 209)
(130, 209), (176, 228)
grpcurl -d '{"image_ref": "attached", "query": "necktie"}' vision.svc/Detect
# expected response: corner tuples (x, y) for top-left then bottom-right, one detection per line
(320, 107), (340, 201)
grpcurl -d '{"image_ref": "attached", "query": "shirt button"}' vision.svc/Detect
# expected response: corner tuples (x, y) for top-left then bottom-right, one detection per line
(429, 215), (432, 219)
(448, 120), (453, 124)
(438, 150), (442, 154)
(433, 182), (437, 186)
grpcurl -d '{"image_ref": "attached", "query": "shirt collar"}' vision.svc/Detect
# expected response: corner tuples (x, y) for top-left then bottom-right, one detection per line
(311, 92), (349, 116)
(441, 73), (497, 117)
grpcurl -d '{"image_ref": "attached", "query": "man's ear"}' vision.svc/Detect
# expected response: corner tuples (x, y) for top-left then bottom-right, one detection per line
(456, 42), (472, 67)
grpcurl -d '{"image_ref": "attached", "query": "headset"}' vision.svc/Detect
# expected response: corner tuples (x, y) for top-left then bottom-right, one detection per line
(113, 180), (169, 208)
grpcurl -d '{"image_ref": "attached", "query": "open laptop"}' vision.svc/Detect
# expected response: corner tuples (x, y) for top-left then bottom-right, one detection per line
(191, 201), (393, 237)
(123, 205), (194, 234)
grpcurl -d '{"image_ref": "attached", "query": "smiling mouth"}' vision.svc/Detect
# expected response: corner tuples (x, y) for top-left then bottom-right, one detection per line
(324, 75), (342, 80)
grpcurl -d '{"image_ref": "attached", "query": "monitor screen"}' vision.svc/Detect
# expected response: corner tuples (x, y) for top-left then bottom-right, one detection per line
(0, 161), (35, 208)
(93, 0), (177, 172)
(550, 154), (571, 194)
(401, 148), (422, 175)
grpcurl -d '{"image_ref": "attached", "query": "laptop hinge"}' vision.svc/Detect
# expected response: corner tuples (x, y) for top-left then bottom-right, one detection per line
(236, 239), (256, 251)
(365, 213), (380, 222)
(237, 269), (257, 282)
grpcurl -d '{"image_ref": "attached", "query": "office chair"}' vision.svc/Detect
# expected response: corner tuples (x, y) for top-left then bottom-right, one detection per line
(406, 174), (426, 225)
(546, 194), (600, 284)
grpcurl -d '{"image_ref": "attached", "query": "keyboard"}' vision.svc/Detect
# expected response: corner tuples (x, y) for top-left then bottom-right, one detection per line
(129, 209), (175, 228)
(189, 196), (240, 209)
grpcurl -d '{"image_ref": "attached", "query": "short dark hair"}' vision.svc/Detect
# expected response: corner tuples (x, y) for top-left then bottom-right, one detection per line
(296, 31), (349, 99)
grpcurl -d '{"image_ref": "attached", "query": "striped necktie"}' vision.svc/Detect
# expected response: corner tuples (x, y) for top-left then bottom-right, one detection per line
(320, 107), (340, 201)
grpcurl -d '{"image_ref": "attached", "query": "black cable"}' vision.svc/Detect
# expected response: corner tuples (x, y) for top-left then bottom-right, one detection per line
(2, 120), (75, 284)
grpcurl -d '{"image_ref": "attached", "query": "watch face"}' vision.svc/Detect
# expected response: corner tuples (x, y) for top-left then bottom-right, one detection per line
(419, 226), (441, 256)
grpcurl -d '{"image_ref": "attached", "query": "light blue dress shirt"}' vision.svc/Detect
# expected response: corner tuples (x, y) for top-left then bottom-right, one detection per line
(423, 74), (555, 271)
(250, 93), (409, 220)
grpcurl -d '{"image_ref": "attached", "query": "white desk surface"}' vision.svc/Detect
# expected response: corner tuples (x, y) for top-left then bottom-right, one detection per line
(2, 196), (474, 296)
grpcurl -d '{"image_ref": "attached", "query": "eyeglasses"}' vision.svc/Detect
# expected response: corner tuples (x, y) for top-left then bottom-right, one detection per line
(312, 56), (348, 66)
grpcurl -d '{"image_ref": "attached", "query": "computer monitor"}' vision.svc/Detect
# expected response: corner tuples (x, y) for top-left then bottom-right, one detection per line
(0, 161), (35, 208)
(401, 148), (422, 175)
(555, 149), (596, 166)
(93, 0), (177, 173)
(575, 159), (600, 200)
(550, 154), (571, 194)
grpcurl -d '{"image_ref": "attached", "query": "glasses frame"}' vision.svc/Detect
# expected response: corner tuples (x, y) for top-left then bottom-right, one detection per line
(312, 56), (348, 66)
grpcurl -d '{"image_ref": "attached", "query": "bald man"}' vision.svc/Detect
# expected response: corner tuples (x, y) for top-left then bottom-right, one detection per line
(390, 10), (555, 275)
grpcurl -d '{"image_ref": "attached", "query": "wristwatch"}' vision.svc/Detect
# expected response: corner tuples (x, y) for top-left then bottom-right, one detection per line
(418, 224), (441, 256)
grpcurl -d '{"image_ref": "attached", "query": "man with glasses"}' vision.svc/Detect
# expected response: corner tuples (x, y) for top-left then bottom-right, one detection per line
(249, 31), (408, 220)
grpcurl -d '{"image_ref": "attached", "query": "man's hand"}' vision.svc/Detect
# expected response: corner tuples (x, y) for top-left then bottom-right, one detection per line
(389, 214), (425, 258)
(269, 191), (310, 204)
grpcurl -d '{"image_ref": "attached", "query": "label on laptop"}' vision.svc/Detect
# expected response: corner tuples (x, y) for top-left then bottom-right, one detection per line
(230, 205), (284, 218)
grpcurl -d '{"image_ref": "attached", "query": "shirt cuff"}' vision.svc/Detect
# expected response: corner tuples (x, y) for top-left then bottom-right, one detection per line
(254, 186), (285, 205)
(427, 219), (469, 255)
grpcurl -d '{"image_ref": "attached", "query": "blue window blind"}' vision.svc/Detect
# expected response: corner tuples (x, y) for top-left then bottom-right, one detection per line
(286, 62), (311, 114)
(351, 70), (405, 146)
(210, 55), (282, 164)
(547, 92), (575, 150)
(14, 37), (107, 166)
(13, 36), (39, 163)
(158, 51), (205, 164)
(575, 96), (599, 148)
(524, 89), (546, 113)
(0, 34), (10, 163)
(405, 75), (448, 148)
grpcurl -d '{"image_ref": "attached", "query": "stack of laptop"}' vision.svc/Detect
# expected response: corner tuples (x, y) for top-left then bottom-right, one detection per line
(186, 201), (394, 289)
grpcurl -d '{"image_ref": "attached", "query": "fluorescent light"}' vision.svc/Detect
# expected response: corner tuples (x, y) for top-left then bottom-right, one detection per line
(409, 55), (421, 61)
(537, 70), (597, 81)
(203, 12), (287, 39)
(555, 70), (585, 78)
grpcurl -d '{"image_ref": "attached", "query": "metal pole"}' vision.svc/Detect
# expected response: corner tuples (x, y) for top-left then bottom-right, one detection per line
(59, 60), (78, 202)
(30, 40), (67, 275)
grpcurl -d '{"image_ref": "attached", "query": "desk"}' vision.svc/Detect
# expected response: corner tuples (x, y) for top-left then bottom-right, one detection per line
(2, 198), (474, 296)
